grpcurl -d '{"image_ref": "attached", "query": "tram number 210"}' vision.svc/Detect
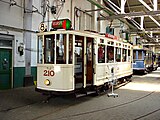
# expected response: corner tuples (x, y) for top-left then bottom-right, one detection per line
(43, 70), (55, 76)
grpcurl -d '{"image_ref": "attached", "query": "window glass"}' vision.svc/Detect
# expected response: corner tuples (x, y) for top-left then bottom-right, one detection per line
(128, 49), (131, 62)
(44, 35), (55, 64)
(0, 40), (12, 47)
(74, 35), (83, 79)
(98, 44), (105, 63)
(87, 41), (92, 62)
(115, 47), (121, 62)
(56, 34), (66, 64)
(122, 48), (127, 62)
(107, 46), (114, 63)
(68, 34), (73, 64)
(133, 50), (136, 60)
(138, 50), (142, 59)
(37, 36), (43, 64)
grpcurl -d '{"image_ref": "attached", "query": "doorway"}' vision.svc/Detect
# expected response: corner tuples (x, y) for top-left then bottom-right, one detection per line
(74, 35), (84, 88)
(86, 37), (94, 85)
(0, 49), (12, 89)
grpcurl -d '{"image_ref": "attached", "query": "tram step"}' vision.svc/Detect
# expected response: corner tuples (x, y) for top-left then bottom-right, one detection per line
(75, 93), (87, 98)
(86, 91), (96, 95)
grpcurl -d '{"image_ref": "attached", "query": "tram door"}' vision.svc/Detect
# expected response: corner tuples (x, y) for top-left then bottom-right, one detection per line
(74, 35), (84, 87)
(86, 37), (93, 85)
(0, 49), (12, 89)
(74, 36), (94, 88)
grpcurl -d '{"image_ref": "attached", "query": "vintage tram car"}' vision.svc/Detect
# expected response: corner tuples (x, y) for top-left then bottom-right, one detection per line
(35, 28), (133, 97)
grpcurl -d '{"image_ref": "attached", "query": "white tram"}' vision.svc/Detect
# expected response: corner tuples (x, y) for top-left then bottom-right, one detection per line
(36, 30), (133, 96)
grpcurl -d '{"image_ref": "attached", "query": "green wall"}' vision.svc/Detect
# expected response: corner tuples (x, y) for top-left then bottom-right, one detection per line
(13, 67), (37, 88)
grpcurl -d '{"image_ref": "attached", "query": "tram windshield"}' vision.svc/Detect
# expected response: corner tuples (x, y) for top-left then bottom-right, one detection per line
(37, 34), (73, 64)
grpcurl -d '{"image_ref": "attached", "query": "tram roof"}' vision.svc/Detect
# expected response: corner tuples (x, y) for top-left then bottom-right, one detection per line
(37, 30), (104, 37)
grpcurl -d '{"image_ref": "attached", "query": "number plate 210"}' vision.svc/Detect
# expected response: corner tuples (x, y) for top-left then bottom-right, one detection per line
(43, 70), (55, 76)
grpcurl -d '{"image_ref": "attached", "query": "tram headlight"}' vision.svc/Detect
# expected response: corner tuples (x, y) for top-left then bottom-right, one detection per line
(44, 79), (51, 86)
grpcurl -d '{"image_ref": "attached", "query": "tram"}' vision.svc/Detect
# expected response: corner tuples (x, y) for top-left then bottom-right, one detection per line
(35, 20), (133, 96)
(133, 46), (154, 73)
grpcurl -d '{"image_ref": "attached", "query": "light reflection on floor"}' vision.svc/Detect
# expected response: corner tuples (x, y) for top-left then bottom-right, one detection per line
(120, 69), (160, 92)
(137, 73), (160, 78)
(120, 82), (160, 92)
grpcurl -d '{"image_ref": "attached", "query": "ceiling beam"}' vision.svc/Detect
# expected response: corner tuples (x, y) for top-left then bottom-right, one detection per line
(103, 0), (142, 30)
(87, 0), (137, 29)
(138, 0), (160, 27)
(97, 10), (160, 20)
(125, 3), (160, 9)
(138, 0), (152, 11)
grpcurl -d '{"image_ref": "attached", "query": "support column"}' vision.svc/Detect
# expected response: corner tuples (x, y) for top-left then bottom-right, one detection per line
(140, 16), (144, 30)
(121, 0), (126, 13)
(153, 0), (157, 11)
(23, 0), (33, 86)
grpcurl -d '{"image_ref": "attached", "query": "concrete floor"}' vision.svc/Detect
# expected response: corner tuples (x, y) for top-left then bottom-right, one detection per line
(1, 68), (160, 120)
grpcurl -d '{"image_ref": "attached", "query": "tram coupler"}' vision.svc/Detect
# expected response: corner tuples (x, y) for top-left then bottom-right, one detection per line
(43, 94), (55, 103)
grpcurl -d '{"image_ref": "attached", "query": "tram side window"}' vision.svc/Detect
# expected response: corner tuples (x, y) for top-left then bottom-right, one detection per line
(133, 50), (136, 59)
(138, 50), (143, 59)
(107, 46), (114, 63)
(115, 47), (121, 62)
(44, 35), (55, 64)
(68, 34), (73, 64)
(122, 48), (127, 62)
(38, 36), (43, 64)
(98, 44), (105, 63)
(56, 34), (66, 64)
(128, 49), (131, 62)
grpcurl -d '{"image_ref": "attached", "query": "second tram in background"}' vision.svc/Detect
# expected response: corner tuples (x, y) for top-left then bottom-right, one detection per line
(35, 19), (133, 97)
(133, 46), (157, 74)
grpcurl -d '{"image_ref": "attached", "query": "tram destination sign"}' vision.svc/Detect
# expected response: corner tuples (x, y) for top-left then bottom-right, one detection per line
(105, 33), (118, 40)
(52, 19), (71, 30)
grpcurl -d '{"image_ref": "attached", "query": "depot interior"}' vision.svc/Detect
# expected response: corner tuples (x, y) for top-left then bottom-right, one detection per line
(0, 0), (160, 90)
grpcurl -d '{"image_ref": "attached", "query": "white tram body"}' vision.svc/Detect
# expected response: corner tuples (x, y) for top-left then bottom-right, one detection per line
(36, 30), (133, 95)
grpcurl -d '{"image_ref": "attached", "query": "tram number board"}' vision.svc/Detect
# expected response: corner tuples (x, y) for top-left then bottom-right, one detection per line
(43, 70), (55, 76)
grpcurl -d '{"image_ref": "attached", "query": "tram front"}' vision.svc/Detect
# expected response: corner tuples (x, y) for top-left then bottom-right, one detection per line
(36, 32), (75, 94)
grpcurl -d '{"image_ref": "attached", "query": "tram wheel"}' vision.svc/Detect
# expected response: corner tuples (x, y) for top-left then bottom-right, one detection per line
(95, 87), (101, 96)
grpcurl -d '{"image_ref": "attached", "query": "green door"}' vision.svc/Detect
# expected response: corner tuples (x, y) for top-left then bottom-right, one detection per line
(0, 49), (12, 89)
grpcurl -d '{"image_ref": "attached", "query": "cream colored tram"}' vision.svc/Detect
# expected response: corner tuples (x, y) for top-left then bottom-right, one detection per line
(36, 30), (133, 96)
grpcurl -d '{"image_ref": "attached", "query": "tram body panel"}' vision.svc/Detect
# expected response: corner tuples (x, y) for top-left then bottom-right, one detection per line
(115, 62), (133, 78)
(94, 62), (132, 86)
(133, 60), (145, 71)
(37, 64), (74, 92)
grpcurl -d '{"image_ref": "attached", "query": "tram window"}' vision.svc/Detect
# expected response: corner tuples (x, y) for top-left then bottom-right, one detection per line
(44, 35), (55, 64)
(115, 47), (121, 62)
(133, 50), (136, 60)
(138, 50), (143, 59)
(56, 34), (66, 64)
(37, 36), (43, 64)
(87, 40), (92, 62)
(122, 49), (127, 62)
(74, 35), (83, 78)
(98, 44), (105, 63)
(128, 49), (131, 62)
(68, 34), (73, 64)
(107, 46), (114, 63)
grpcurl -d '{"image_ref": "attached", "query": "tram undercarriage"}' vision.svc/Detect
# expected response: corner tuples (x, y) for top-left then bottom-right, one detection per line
(36, 74), (132, 99)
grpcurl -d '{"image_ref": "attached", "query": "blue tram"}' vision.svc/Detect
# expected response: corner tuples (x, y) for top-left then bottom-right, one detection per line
(133, 47), (154, 73)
